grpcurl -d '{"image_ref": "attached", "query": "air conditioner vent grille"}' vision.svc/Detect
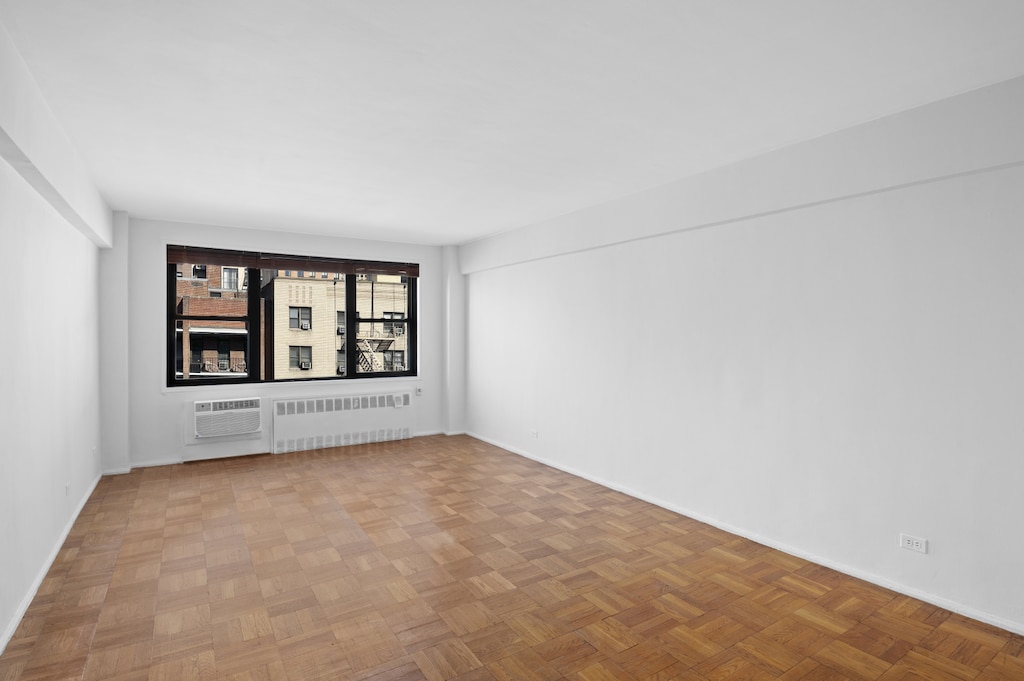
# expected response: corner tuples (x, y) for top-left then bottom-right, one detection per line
(194, 397), (261, 438)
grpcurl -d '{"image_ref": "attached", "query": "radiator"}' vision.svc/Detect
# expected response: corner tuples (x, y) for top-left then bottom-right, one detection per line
(193, 398), (262, 438)
(272, 392), (412, 454)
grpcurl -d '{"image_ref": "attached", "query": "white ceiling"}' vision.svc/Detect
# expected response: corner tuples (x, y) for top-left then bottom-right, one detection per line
(2, 1), (1024, 246)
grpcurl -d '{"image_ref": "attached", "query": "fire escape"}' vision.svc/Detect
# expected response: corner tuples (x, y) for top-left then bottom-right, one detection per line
(356, 337), (393, 372)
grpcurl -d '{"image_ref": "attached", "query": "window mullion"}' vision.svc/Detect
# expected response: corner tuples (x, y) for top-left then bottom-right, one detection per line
(345, 275), (357, 377)
(247, 267), (261, 382)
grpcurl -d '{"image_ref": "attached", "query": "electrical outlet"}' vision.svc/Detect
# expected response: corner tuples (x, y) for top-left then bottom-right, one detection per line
(899, 533), (928, 554)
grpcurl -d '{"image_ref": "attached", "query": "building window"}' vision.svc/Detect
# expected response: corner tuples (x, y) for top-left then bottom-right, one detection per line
(290, 346), (312, 370)
(167, 246), (418, 386)
(383, 312), (406, 336)
(289, 306), (312, 330)
(383, 350), (405, 372)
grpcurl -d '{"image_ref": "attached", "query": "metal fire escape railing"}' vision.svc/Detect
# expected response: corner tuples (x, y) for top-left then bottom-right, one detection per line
(356, 337), (394, 373)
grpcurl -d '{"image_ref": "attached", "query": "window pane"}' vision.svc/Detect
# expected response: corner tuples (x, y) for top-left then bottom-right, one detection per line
(173, 260), (249, 381)
(176, 262), (247, 305)
(270, 271), (345, 379)
(354, 274), (409, 374)
(175, 320), (249, 379)
(356, 275), (409, 321)
(355, 321), (407, 374)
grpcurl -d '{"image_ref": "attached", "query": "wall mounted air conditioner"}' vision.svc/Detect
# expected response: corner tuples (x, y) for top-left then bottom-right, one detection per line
(194, 398), (261, 438)
(300, 322), (311, 330)
(300, 361), (312, 370)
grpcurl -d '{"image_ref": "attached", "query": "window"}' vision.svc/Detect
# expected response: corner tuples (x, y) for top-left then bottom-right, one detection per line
(167, 246), (418, 385)
(289, 307), (312, 330)
(289, 346), (312, 370)
(383, 350), (405, 372)
(383, 311), (406, 336)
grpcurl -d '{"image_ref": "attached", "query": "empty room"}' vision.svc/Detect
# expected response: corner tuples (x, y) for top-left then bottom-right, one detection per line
(1, 2), (1023, 680)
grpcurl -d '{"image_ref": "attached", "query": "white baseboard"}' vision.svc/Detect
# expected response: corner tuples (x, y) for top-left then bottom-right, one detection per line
(464, 432), (1024, 637)
(125, 457), (182, 470)
(0, 472), (102, 655)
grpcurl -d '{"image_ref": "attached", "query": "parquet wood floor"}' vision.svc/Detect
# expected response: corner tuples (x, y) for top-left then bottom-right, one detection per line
(2, 435), (1022, 681)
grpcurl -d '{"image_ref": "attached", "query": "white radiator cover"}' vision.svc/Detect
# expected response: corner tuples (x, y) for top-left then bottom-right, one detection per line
(272, 393), (412, 454)
(193, 397), (262, 438)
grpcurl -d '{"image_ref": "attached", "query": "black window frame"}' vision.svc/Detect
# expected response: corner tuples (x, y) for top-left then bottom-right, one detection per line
(167, 246), (418, 386)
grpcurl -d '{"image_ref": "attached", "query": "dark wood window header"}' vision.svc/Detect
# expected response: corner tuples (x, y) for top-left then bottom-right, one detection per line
(167, 245), (419, 278)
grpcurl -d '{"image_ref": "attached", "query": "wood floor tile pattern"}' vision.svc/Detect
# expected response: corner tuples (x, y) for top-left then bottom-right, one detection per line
(2, 435), (1022, 681)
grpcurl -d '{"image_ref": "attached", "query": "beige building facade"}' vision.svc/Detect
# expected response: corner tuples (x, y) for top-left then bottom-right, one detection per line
(266, 271), (409, 380)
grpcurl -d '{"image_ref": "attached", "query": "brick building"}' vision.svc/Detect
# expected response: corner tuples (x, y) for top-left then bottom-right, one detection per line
(173, 263), (251, 379)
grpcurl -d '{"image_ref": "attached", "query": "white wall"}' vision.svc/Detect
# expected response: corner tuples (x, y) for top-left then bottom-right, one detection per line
(0, 21), (110, 247)
(0, 157), (103, 651)
(463, 79), (1024, 633)
(441, 245), (467, 435)
(101, 218), (447, 469)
